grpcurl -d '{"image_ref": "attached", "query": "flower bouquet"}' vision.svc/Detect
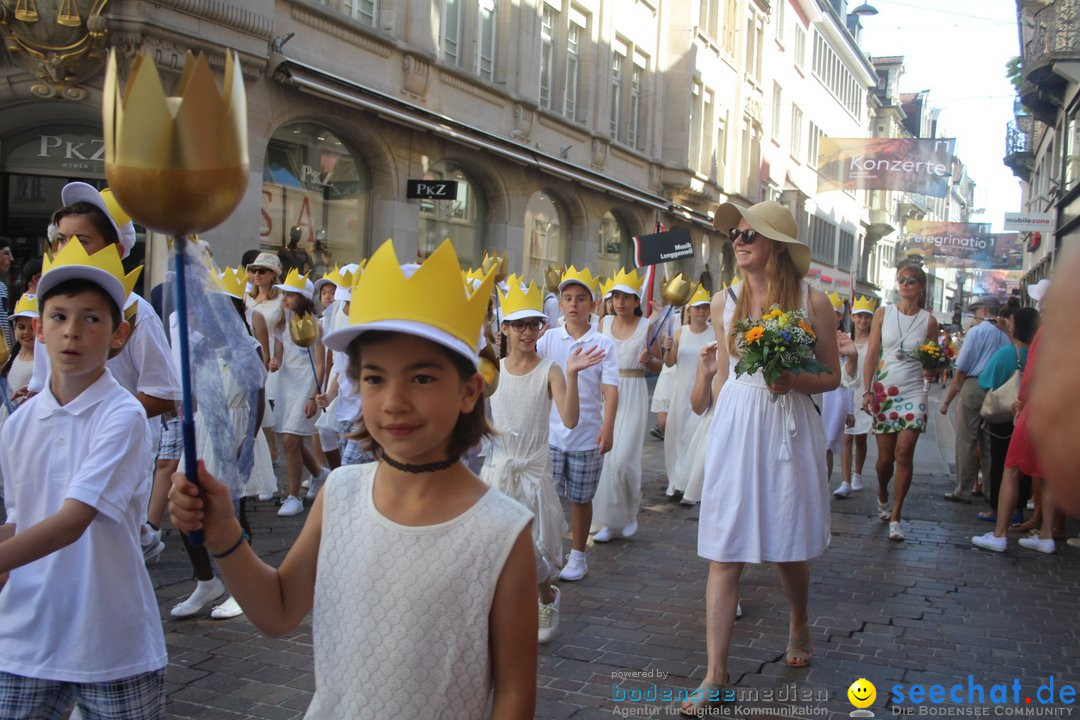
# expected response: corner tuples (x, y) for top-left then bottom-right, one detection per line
(733, 305), (830, 402)
(914, 340), (951, 392)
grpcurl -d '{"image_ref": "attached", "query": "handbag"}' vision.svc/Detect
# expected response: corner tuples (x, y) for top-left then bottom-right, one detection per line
(980, 349), (1021, 423)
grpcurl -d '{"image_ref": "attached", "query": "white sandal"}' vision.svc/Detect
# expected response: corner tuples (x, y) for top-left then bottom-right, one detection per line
(888, 521), (904, 542)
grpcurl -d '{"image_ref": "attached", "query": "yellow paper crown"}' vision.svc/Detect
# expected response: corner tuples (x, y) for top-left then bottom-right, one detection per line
(463, 267), (487, 288)
(499, 280), (544, 318)
(853, 295), (877, 314)
(599, 277), (614, 298)
(610, 267), (644, 296)
(40, 241), (142, 312)
(217, 266), (246, 299)
(560, 265), (599, 298)
(688, 284), (711, 306)
(279, 268), (310, 294)
(320, 265), (356, 289)
(504, 272), (523, 289)
(351, 240), (494, 354)
(827, 291), (844, 312)
(11, 294), (38, 317)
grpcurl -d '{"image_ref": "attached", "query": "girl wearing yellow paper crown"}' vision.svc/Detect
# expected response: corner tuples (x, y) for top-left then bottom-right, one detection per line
(833, 295), (876, 498)
(169, 240), (537, 719)
(821, 292), (853, 489)
(270, 270), (328, 518)
(0, 294), (37, 435)
(481, 278), (604, 645)
(592, 268), (662, 542)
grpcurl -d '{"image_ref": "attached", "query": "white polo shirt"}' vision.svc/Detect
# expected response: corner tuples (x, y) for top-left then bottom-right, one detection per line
(0, 369), (166, 682)
(537, 324), (619, 452)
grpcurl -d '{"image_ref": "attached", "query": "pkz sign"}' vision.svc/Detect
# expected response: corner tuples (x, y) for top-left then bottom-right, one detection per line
(407, 179), (459, 200)
(3, 130), (106, 177)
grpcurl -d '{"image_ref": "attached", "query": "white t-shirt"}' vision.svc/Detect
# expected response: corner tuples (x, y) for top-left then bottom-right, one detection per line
(0, 370), (165, 682)
(537, 324), (619, 452)
(28, 294), (181, 402)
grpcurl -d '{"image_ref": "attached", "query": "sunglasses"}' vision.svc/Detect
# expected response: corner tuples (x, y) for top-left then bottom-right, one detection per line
(248, 267), (273, 275)
(729, 228), (760, 245)
(897, 277), (921, 287)
(508, 319), (546, 333)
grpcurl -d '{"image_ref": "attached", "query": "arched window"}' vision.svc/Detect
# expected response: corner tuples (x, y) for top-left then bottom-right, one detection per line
(524, 190), (568, 281)
(596, 210), (631, 278)
(418, 162), (486, 267)
(262, 123), (371, 273)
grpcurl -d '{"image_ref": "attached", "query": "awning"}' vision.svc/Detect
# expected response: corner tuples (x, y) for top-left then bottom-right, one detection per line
(271, 58), (714, 229)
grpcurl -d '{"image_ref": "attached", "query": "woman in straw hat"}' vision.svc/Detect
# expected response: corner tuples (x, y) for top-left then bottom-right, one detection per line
(246, 252), (284, 469)
(682, 200), (840, 714)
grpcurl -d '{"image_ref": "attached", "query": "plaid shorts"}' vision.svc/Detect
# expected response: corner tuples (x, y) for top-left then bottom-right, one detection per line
(0, 669), (165, 720)
(550, 446), (604, 503)
(156, 417), (182, 461)
(338, 420), (374, 466)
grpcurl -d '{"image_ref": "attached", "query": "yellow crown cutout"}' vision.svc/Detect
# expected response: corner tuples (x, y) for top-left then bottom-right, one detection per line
(504, 272), (523, 289)
(688, 284), (711, 305)
(217, 266), (247, 298)
(480, 251), (508, 283)
(280, 268), (310, 293)
(42, 241), (142, 301)
(560, 265), (599, 296)
(499, 280), (544, 317)
(599, 277), (614, 298)
(321, 265), (356, 288)
(827, 291), (844, 312)
(462, 267), (487, 288)
(12, 294), (38, 316)
(352, 239), (495, 353)
(611, 267), (645, 295)
(853, 295), (877, 314)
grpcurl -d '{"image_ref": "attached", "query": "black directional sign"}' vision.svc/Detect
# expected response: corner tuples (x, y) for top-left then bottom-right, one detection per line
(406, 179), (459, 200)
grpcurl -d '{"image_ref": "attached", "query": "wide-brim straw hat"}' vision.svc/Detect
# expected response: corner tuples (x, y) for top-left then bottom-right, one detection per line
(713, 200), (810, 278)
(248, 252), (282, 277)
(1027, 278), (1051, 303)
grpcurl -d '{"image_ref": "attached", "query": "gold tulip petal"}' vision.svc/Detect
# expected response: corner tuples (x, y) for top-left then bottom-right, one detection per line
(114, 52), (175, 169)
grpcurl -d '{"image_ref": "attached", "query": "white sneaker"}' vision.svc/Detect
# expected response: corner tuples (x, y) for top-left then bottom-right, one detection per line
(301, 478), (311, 489)
(559, 551), (587, 581)
(538, 586), (561, 644)
(833, 481), (852, 498)
(876, 499), (891, 521)
(210, 595), (245, 619)
(306, 467), (331, 500)
(850, 474), (864, 492)
(888, 521), (904, 542)
(621, 520), (638, 538)
(278, 495), (304, 517)
(141, 526), (165, 563)
(972, 532), (1007, 553)
(1018, 536), (1055, 554)
(171, 577), (226, 618)
(257, 492), (274, 502)
(592, 527), (617, 543)
(736, 601), (743, 619)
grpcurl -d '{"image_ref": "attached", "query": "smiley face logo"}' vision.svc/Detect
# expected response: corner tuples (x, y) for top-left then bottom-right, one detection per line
(847, 678), (876, 709)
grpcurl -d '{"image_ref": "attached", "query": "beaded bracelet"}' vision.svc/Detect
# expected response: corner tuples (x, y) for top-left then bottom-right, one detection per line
(211, 532), (247, 559)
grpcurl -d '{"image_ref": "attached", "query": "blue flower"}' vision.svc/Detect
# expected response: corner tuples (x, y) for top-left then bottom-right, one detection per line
(780, 330), (792, 342)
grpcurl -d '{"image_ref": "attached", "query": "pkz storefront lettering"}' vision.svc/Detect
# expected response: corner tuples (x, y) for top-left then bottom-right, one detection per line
(407, 179), (460, 199)
(38, 134), (105, 162)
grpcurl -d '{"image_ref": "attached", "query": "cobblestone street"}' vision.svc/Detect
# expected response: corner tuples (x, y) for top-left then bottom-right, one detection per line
(150, 389), (1080, 719)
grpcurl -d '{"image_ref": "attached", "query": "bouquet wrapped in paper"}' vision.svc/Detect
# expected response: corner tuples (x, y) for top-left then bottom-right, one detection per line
(733, 305), (829, 401)
(913, 341), (951, 373)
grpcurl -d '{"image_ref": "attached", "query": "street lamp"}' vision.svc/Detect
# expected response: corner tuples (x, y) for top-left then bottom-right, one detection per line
(850, 2), (879, 17)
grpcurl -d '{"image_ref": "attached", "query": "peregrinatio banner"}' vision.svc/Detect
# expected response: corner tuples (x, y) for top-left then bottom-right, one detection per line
(817, 138), (955, 197)
(897, 221), (1022, 269)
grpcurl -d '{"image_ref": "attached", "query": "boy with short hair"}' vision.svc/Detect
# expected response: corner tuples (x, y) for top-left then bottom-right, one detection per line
(537, 268), (619, 581)
(0, 242), (166, 719)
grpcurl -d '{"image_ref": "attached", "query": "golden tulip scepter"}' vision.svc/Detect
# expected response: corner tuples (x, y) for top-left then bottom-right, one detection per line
(103, 49), (249, 546)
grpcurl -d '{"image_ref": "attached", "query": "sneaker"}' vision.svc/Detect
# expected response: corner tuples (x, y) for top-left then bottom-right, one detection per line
(833, 481), (852, 498)
(972, 532), (1007, 553)
(1026, 499), (1035, 510)
(257, 492), (274, 502)
(1067, 538), (1080, 549)
(876, 498), (891, 521)
(736, 601), (743, 619)
(850, 474), (864, 492)
(306, 467), (331, 500)
(592, 527), (617, 543)
(538, 586), (561, 644)
(277, 495), (304, 517)
(888, 521), (904, 541)
(559, 551), (587, 581)
(301, 477), (311, 489)
(650, 426), (664, 441)
(621, 520), (638, 538)
(210, 595), (245, 619)
(141, 526), (165, 563)
(943, 492), (972, 504)
(171, 577), (226, 618)
(1018, 536), (1055, 554)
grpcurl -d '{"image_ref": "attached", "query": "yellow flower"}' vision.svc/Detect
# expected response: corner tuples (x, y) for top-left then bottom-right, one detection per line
(745, 326), (765, 343)
(763, 308), (782, 321)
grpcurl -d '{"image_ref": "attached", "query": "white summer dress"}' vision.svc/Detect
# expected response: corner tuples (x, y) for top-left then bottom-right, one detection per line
(698, 282), (831, 563)
(664, 324), (713, 495)
(272, 312), (319, 436)
(593, 316), (650, 530)
(246, 294), (283, 430)
(870, 305), (931, 434)
(480, 358), (567, 571)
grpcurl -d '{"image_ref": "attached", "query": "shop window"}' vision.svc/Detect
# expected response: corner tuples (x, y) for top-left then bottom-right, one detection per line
(261, 123), (371, 273)
(417, 162), (486, 268)
(524, 191), (568, 282)
(596, 211), (631, 278)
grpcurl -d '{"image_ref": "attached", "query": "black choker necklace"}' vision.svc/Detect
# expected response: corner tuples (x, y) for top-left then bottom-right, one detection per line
(377, 450), (460, 474)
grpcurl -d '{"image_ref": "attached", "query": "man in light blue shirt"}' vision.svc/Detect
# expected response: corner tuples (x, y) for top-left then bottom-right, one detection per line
(940, 300), (1010, 503)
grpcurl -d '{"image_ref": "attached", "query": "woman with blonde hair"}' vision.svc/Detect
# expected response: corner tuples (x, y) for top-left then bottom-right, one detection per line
(682, 200), (840, 714)
(246, 252), (284, 470)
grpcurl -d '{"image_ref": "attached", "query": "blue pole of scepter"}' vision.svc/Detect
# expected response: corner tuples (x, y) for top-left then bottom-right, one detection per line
(172, 234), (204, 547)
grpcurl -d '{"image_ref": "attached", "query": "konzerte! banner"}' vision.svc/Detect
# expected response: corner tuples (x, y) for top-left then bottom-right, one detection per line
(817, 138), (955, 198)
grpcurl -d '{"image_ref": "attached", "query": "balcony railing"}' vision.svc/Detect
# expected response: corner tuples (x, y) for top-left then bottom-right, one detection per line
(1004, 116), (1036, 182)
(1021, 0), (1080, 120)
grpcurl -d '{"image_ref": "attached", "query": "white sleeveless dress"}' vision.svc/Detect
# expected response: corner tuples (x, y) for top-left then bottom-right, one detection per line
(680, 402), (716, 504)
(593, 316), (650, 530)
(272, 311), (318, 436)
(246, 294), (283, 430)
(664, 324), (713, 495)
(870, 305), (931, 434)
(307, 463), (532, 719)
(843, 341), (872, 436)
(698, 282), (831, 563)
(480, 358), (567, 570)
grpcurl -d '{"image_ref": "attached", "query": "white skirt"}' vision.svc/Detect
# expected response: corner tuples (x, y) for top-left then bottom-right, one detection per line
(594, 375), (649, 529)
